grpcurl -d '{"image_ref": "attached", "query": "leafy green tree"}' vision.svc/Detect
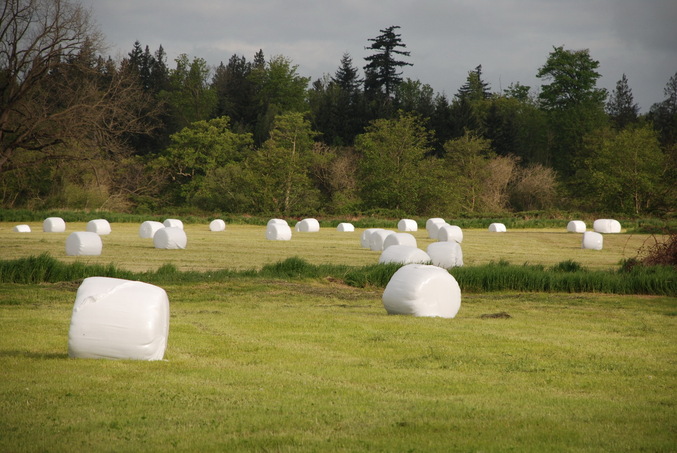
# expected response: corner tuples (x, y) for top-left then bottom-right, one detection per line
(395, 78), (435, 119)
(606, 74), (639, 130)
(363, 25), (412, 100)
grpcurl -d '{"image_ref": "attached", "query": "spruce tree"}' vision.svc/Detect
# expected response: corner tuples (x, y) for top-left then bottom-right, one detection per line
(606, 74), (639, 129)
(363, 25), (412, 99)
(456, 65), (491, 101)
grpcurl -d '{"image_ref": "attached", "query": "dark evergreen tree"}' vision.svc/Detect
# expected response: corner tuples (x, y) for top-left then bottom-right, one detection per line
(485, 100), (518, 157)
(649, 72), (677, 148)
(212, 54), (254, 131)
(456, 65), (491, 101)
(363, 25), (412, 100)
(429, 93), (454, 156)
(606, 74), (639, 129)
(333, 53), (362, 92)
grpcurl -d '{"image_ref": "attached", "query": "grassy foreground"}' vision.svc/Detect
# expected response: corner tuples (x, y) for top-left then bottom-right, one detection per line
(1, 281), (676, 452)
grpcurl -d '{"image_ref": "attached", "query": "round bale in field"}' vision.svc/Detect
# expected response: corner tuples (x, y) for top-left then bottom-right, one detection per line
(593, 219), (621, 234)
(582, 231), (603, 250)
(209, 219), (226, 232)
(567, 220), (586, 233)
(379, 245), (430, 265)
(86, 219), (111, 235)
(337, 222), (355, 232)
(163, 218), (183, 229)
(370, 229), (395, 251)
(267, 218), (288, 226)
(383, 232), (417, 249)
(13, 224), (31, 233)
(488, 223), (507, 233)
(437, 224), (463, 243)
(427, 241), (464, 269)
(382, 264), (461, 318)
(361, 228), (381, 248)
(43, 217), (66, 233)
(266, 223), (292, 241)
(65, 231), (103, 256)
(68, 277), (169, 361)
(295, 218), (320, 232)
(154, 227), (187, 249)
(139, 221), (164, 239)
(398, 219), (418, 232)
(426, 218), (446, 239)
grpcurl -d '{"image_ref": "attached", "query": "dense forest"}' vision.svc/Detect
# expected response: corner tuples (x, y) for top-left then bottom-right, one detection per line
(2, 0), (676, 218)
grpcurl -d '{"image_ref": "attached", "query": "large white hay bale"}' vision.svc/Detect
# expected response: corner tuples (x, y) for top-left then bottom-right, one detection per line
(153, 227), (187, 249)
(65, 232), (103, 256)
(163, 218), (183, 229)
(383, 232), (417, 249)
(488, 223), (507, 233)
(426, 218), (446, 239)
(68, 277), (169, 360)
(267, 218), (288, 226)
(398, 219), (418, 232)
(370, 230), (395, 251)
(361, 228), (381, 248)
(139, 221), (164, 238)
(437, 224), (463, 243)
(86, 219), (111, 235)
(379, 245), (430, 265)
(567, 220), (586, 233)
(13, 224), (31, 233)
(43, 217), (66, 233)
(266, 223), (292, 241)
(337, 222), (355, 232)
(427, 241), (464, 268)
(209, 219), (226, 232)
(593, 219), (621, 234)
(582, 231), (603, 250)
(295, 218), (320, 232)
(382, 264), (461, 318)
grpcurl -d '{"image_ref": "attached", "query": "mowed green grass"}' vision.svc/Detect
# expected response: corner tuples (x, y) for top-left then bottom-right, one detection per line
(0, 221), (656, 272)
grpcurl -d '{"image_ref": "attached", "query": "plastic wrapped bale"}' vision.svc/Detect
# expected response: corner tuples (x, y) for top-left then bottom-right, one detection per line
(43, 217), (66, 233)
(383, 232), (417, 249)
(437, 224), (463, 243)
(427, 241), (464, 269)
(398, 219), (418, 232)
(361, 228), (381, 248)
(488, 223), (507, 232)
(382, 264), (461, 318)
(86, 219), (111, 235)
(267, 218), (288, 227)
(295, 218), (320, 232)
(209, 219), (226, 232)
(139, 221), (164, 239)
(337, 222), (355, 232)
(266, 223), (292, 241)
(163, 218), (183, 229)
(379, 245), (431, 265)
(582, 231), (603, 250)
(567, 220), (586, 233)
(68, 277), (169, 360)
(154, 227), (187, 249)
(13, 224), (31, 233)
(593, 219), (621, 234)
(66, 232), (103, 256)
(426, 218), (446, 239)
(370, 230), (395, 251)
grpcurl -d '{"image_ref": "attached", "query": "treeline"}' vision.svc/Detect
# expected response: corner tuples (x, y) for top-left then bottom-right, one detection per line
(1, 3), (675, 217)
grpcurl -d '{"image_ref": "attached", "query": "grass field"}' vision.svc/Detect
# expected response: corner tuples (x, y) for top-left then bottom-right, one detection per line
(1, 221), (676, 451)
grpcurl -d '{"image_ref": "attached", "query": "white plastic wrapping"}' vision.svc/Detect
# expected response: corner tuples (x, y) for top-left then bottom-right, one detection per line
(267, 218), (288, 226)
(266, 223), (292, 241)
(488, 223), (507, 232)
(337, 222), (355, 232)
(427, 241), (464, 268)
(383, 232), (417, 249)
(379, 245), (431, 265)
(295, 218), (320, 232)
(382, 264), (461, 318)
(86, 219), (111, 235)
(209, 219), (226, 231)
(397, 219), (418, 232)
(13, 224), (31, 233)
(68, 277), (169, 361)
(139, 221), (164, 239)
(43, 217), (66, 233)
(153, 227), (187, 249)
(426, 218), (446, 239)
(437, 224), (463, 243)
(593, 219), (621, 234)
(163, 218), (184, 229)
(582, 231), (604, 250)
(370, 230), (395, 251)
(567, 220), (586, 233)
(65, 232), (103, 256)
(361, 228), (381, 248)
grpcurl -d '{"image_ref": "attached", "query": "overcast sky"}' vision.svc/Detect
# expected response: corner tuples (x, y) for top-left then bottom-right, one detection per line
(82, 0), (677, 113)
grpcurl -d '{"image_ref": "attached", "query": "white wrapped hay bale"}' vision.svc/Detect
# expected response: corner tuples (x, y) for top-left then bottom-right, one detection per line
(567, 220), (586, 233)
(65, 232), (103, 256)
(209, 219), (226, 232)
(139, 221), (164, 239)
(426, 218), (446, 239)
(163, 218), (183, 229)
(153, 227), (187, 249)
(86, 219), (111, 235)
(295, 218), (320, 232)
(398, 219), (418, 232)
(379, 245), (430, 265)
(383, 232), (417, 249)
(437, 224), (463, 243)
(382, 264), (461, 318)
(267, 218), (288, 226)
(370, 230), (395, 251)
(68, 277), (169, 360)
(488, 223), (507, 232)
(361, 228), (381, 248)
(43, 217), (66, 233)
(13, 224), (31, 233)
(582, 231), (603, 250)
(337, 222), (355, 232)
(593, 219), (621, 234)
(427, 241), (464, 268)
(266, 223), (292, 241)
